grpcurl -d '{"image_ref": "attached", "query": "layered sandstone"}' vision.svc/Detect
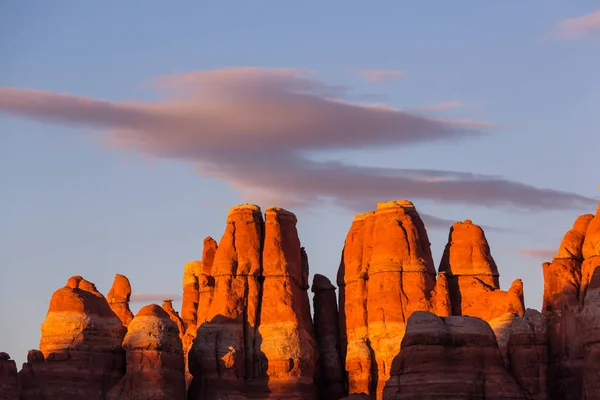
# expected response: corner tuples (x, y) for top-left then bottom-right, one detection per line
(439, 220), (525, 321)
(338, 201), (437, 397)
(189, 204), (264, 398)
(0, 353), (19, 400)
(188, 204), (319, 399)
(543, 213), (592, 400)
(312, 274), (345, 399)
(507, 309), (548, 399)
(107, 274), (134, 327)
(383, 312), (526, 399)
(182, 260), (202, 329)
(258, 207), (317, 397)
(20, 276), (126, 399)
(581, 205), (600, 305)
(182, 237), (218, 389)
(582, 266), (600, 399)
(162, 299), (185, 339)
(118, 304), (186, 400)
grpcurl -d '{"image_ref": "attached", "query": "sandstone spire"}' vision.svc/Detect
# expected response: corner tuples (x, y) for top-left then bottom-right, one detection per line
(20, 277), (126, 399)
(258, 207), (317, 397)
(120, 304), (186, 400)
(189, 204), (264, 398)
(439, 220), (524, 320)
(312, 274), (345, 399)
(107, 273), (134, 327)
(338, 200), (437, 397)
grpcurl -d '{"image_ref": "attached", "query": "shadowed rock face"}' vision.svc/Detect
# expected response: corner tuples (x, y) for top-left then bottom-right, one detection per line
(312, 274), (345, 400)
(0, 353), (19, 400)
(383, 312), (527, 400)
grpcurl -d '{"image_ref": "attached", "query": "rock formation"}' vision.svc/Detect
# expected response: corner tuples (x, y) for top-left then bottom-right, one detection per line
(439, 220), (525, 321)
(258, 207), (317, 396)
(19, 276), (126, 400)
(107, 274), (134, 327)
(338, 201), (437, 397)
(582, 267), (600, 399)
(161, 299), (185, 339)
(6, 200), (600, 400)
(312, 274), (345, 399)
(181, 237), (219, 389)
(542, 210), (597, 400)
(188, 204), (317, 399)
(506, 309), (548, 399)
(182, 260), (201, 330)
(117, 304), (186, 400)
(383, 312), (526, 399)
(0, 353), (19, 400)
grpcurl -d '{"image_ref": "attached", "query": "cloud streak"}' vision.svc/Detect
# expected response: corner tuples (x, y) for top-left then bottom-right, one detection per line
(515, 248), (557, 260)
(0, 67), (594, 224)
(417, 100), (464, 112)
(554, 8), (600, 39)
(357, 69), (406, 83)
(130, 293), (182, 303)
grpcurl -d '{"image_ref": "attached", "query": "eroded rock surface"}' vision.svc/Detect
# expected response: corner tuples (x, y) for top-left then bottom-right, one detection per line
(312, 274), (345, 399)
(0, 352), (19, 400)
(107, 274), (134, 327)
(19, 276), (126, 400)
(439, 220), (525, 321)
(338, 201), (437, 398)
(383, 312), (526, 399)
(119, 305), (186, 400)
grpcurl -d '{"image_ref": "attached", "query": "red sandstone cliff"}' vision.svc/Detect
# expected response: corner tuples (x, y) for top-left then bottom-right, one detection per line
(4, 200), (600, 400)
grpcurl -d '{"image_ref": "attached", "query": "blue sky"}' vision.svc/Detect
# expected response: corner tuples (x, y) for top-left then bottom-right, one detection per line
(1, 1), (599, 366)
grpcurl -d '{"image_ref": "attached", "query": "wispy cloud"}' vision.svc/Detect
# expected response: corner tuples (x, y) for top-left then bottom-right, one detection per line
(130, 293), (182, 303)
(515, 248), (556, 260)
(357, 69), (406, 83)
(553, 8), (600, 40)
(0, 67), (594, 224)
(417, 100), (464, 112)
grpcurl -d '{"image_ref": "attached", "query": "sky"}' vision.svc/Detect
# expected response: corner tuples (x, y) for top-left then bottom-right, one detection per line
(1, 1), (599, 367)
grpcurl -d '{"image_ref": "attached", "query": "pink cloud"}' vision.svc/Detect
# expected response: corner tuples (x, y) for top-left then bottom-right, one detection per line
(515, 248), (557, 260)
(130, 293), (182, 303)
(417, 100), (464, 112)
(357, 69), (406, 83)
(0, 67), (594, 225)
(554, 8), (600, 39)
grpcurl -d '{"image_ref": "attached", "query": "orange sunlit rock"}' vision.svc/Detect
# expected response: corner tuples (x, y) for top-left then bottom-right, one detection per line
(338, 200), (437, 397)
(188, 204), (265, 398)
(20, 277), (126, 400)
(439, 220), (525, 321)
(258, 207), (317, 397)
(107, 273), (134, 327)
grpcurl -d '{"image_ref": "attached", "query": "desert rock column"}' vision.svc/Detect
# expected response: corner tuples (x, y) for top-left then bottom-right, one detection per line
(107, 274), (134, 327)
(258, 207), (318, 398)
(312, 274), (345, 399)
(338, 200), (438, 398)
(439, 220), (525, 320)
(189, 204), (264, 398)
